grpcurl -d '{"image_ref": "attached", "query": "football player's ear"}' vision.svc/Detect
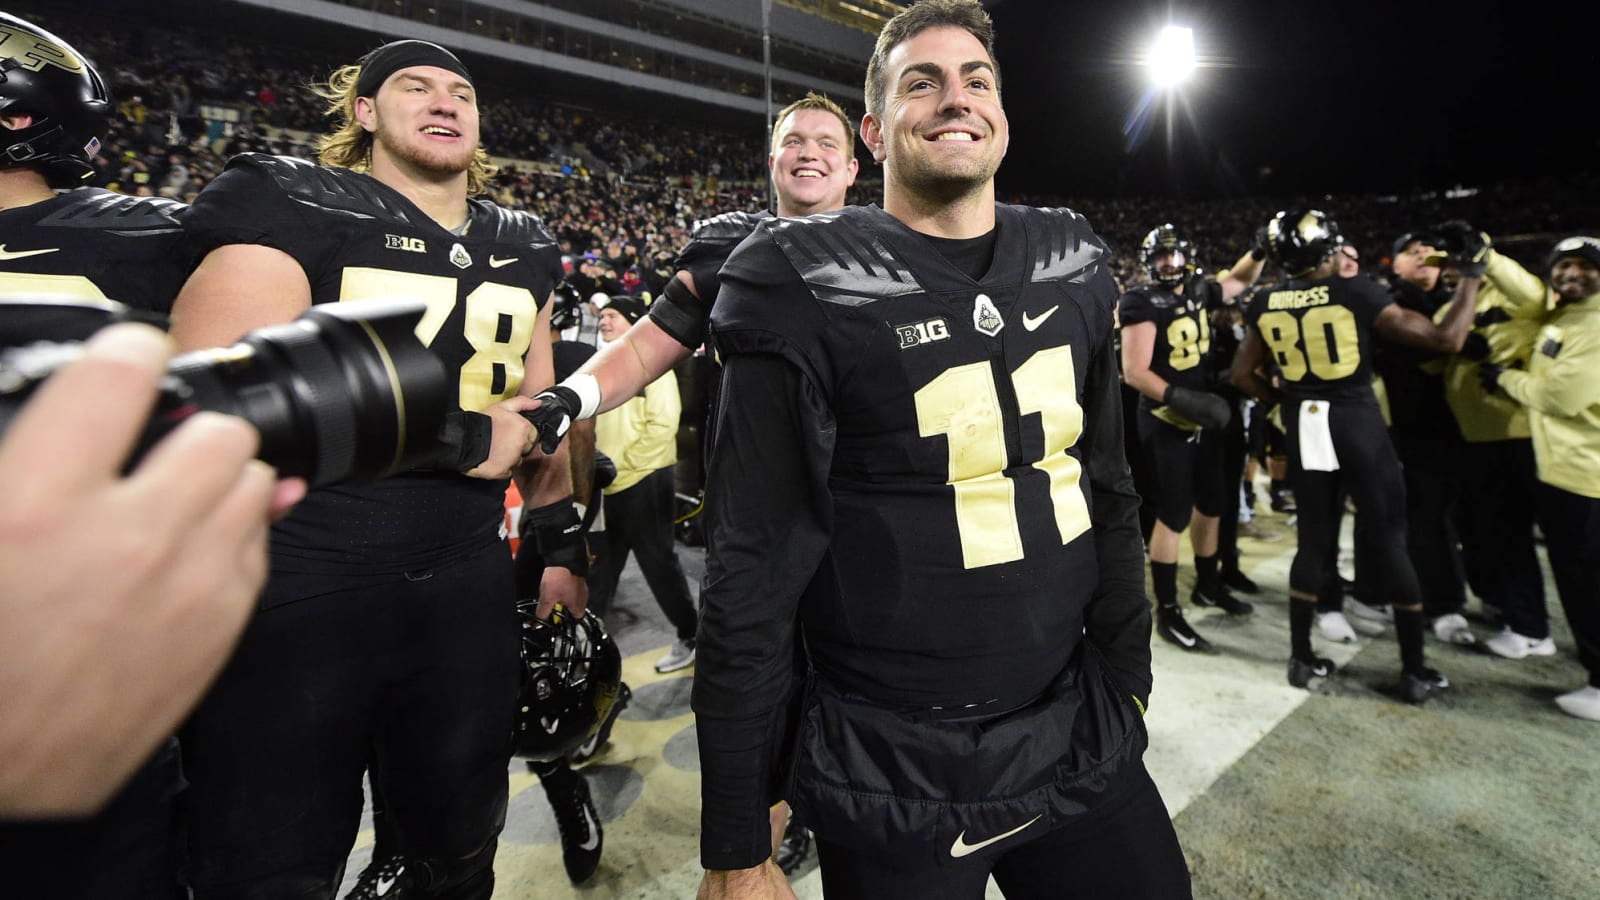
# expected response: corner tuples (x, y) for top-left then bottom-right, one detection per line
(353, 96), (377, 133)
(860, 115), (887, 163)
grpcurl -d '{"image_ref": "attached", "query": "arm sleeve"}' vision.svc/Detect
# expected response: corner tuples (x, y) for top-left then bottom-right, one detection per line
(1080, 302), (1154, 707)
(692, 352), (835, 871)
(1485, 250), (1553, 318)
(1500, 324), (1600, 419)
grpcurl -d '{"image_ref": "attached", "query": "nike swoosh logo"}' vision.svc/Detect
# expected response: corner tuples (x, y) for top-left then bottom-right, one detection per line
(489, 255), (518, 268)
(1172, 631), (1197, 648)
(1022, 306), (1058, 331)
(0, 245), (61, 261)
(579, 804), (601, 851)
(950, 814), (1041, 858)
(376, 869), (399, 895)
(541, 716), (561, 734)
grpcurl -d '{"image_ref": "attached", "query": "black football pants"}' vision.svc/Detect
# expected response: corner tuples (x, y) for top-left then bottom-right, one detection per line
(1535, 483), (1600, 687)
(181, 541), (520, 899)
(814, 765), (1191, 899)
(1457, 439), (1547, 638)
(1392, 429), (1468, 618)
(1284, 401), (1420, 606)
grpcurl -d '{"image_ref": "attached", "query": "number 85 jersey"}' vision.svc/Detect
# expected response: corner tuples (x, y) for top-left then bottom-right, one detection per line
(709, 204), (1140, 706)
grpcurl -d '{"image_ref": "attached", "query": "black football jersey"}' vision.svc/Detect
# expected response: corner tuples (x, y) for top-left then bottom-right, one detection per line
(183, 154), (564, 580)
(673, 209), (771, 308)
(0, 188), (192, 312)
(1243, 273), (1393, 402)
(711, 203), (1125, 705)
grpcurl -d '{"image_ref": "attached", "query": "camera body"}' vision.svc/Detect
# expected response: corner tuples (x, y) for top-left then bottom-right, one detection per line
(0, 296), (451, 488)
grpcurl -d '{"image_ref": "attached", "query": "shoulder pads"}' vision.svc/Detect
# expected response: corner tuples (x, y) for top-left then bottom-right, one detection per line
(1018, 206), (1108, 284)
(690, 210), (768, 244)
(767, 208), (923, 307)
(230, 153), (419, 226)
(38, 189), (186, 232)
(470, 201), (559, 251)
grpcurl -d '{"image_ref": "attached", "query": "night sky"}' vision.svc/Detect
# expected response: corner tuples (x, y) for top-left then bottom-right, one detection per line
(982, 0), (1597, 200)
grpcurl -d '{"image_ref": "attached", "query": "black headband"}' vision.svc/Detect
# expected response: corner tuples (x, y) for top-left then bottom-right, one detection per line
(354, 40), (472, 98)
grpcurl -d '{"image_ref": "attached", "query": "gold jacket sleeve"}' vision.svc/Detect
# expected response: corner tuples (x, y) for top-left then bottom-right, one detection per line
(1499, 294), (1600, 499)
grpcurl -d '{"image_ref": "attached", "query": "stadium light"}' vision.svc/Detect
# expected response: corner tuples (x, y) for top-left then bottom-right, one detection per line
(1146, 25), (1195, 88)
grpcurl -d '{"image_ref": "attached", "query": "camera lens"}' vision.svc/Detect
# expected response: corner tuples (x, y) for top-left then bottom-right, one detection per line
(160, 298), (450, 487)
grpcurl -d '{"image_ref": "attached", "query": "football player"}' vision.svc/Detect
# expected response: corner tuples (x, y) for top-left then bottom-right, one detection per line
(1231, 209), (1478, 703)
(169, 40), (579, 897)
(694, 2), (1189, 897)
(1118, 224), (1265, 652)
(522, 92), (859, 454)
(0, 14), (288, 899)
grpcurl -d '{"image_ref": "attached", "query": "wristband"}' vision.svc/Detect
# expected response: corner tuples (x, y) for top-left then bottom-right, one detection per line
(436, 410), (493, 472)
(561, 372), (602, 421)
(526, 498), (588, 576)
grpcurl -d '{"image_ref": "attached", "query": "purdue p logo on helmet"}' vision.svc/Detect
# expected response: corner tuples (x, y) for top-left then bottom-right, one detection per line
(0, 12), (111, 187)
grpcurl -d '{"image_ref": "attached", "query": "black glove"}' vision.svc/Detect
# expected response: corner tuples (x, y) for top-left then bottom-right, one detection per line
(1432, 219), (1492, 277)
(1250, 225), (1270, 261)
(1459, 332), (1491, 362)
(1164, 384), (1232, 431)
(592, 449), (617, 491)
(1475, 307), (1511, 328)
(1477, 362), (1504, 394)
(522, 386), (580, 454)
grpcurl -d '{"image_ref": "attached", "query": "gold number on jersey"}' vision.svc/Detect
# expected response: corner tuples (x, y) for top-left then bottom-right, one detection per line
(339, 266), (537, 410)
(915, 348), (1088, 569)
(1256, 306), (1359, 382)
(0, 272), (109, 300)
(1166, 309), (1210, 371)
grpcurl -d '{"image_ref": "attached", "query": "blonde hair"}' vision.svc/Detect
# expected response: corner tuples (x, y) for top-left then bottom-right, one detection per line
(772, 92), (855, 160)
(310, 64), (495, 195)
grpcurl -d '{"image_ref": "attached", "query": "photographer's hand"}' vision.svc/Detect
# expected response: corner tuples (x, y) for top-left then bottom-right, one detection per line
(0, 324), (304, 817)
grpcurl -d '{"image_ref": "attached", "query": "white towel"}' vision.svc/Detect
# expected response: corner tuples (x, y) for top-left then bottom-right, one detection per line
(1297, 400), (1339, 472)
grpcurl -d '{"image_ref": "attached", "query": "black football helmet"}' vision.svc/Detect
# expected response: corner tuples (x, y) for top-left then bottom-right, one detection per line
(513, 602), (624, 762)
(0, 13), (110, 187)
(549, 280), (584, 332)
(1266, 209), (1343, 277)
(1140, 224), (1195, 286)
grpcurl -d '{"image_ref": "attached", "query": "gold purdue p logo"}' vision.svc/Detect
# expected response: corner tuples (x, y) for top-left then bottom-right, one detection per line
(0, 24), (86, 74)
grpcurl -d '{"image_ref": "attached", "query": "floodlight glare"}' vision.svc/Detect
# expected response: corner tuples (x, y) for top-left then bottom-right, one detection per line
(1148, 25), (1195, 87)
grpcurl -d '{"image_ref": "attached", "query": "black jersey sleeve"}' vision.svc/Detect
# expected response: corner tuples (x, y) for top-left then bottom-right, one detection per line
(1347, 273), (1396, 326)
(674, 211), (764, 306)
(1116, 287), (1156, 326)
(693, 351), (835, 870)
(1079, 322), (1154, 707)
(710, 225), (843, 396)
(181, 154), (335, 277)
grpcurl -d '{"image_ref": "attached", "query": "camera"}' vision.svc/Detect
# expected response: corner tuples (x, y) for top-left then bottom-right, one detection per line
(0, 296), (451, 489)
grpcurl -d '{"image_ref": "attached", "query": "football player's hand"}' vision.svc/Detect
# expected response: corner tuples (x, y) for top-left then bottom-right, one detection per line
(696, 861), (798, 900)
(0, 324), (304, 817)
(536, 566), (588, 621)
(1430, 220), (1492, 277)
(1477, 361), (1505, 393)
(1459, 332), (1492, 362)
(523, 386), (582, 455)
(1164, 384), (1232, 431)
(466, 395), (541, 480)
(1250, 225), (1270, 261)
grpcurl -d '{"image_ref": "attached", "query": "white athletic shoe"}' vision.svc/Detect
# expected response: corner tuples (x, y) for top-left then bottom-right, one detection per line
(654, 639), (696, 673)
(1431, 613), (1476, 646)
(1555, 685), (1600, 722)
(1484, 627), (1556, 660)
(1348, 598), (1393, 624)
(1317, 611), (1357, 643)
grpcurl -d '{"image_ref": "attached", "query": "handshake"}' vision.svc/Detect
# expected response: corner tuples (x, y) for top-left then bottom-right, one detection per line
(1423, 220), (1493, 277)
